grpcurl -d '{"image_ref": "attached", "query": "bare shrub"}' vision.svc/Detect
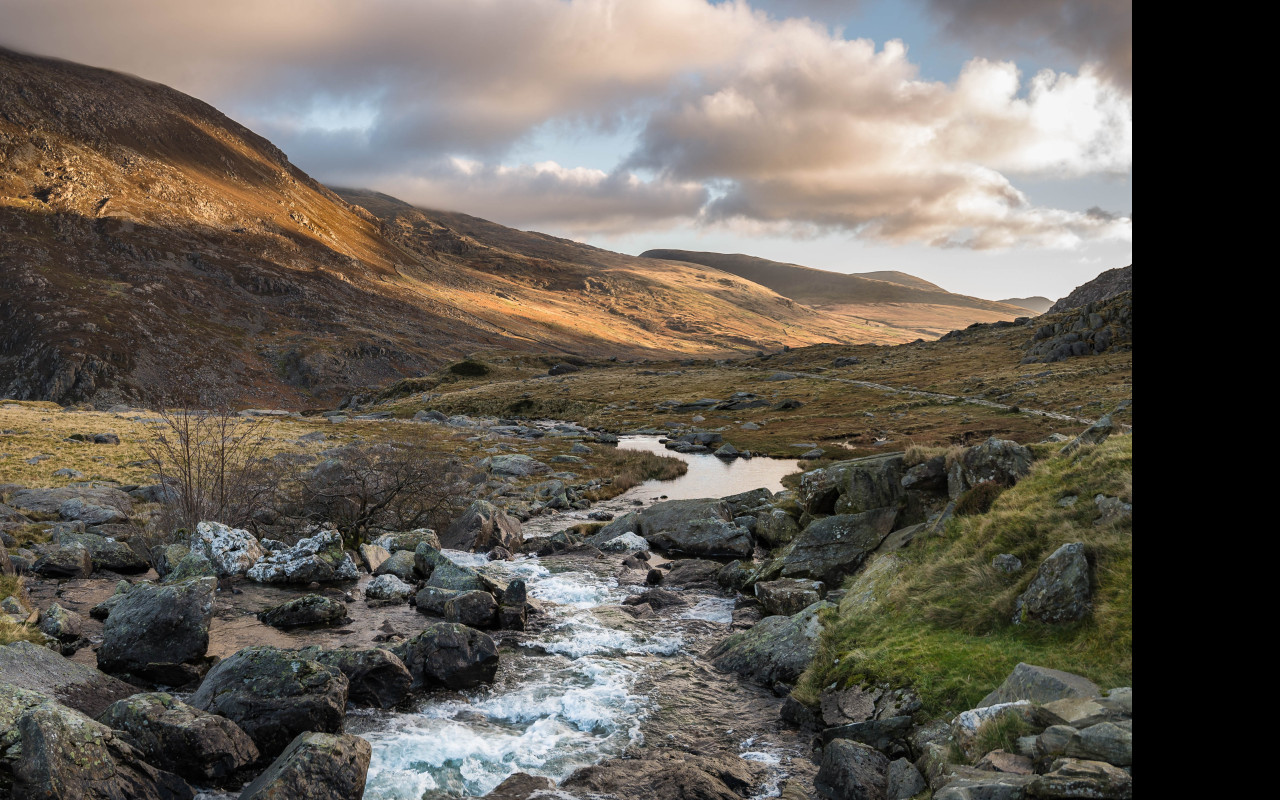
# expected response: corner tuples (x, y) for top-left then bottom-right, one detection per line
(286, 442), (479, 547)
(140, 409), (278, 535)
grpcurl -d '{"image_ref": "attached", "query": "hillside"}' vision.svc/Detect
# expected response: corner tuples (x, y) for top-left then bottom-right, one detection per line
(1049, 265), (1133, 313)
(640, 248), (1030, 336)
(999, 296), (1054, 314)
(0, 49), (907, 408)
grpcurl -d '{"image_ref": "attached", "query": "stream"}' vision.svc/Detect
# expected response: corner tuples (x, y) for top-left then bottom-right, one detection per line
(348, 436), (806, 799)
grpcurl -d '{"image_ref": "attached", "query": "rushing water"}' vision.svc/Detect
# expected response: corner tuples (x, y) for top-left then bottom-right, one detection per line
(349, 437), (808, 799)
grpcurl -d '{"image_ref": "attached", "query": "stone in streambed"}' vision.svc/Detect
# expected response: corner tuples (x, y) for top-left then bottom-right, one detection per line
(97, 692), (258, 785)
(258, 594), (349, 629)
(239, 731), (371, 800)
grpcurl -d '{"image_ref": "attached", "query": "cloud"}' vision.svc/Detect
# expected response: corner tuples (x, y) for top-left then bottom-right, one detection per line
(921, 0), (1132, 92)
(0, 0), (1131, 250)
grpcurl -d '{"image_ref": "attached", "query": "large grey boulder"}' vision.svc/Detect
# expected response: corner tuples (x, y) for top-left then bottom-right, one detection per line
(258, 594), (349, 629)
(97, 692), (259, 785)
(32, 542), (94, 578)
(444, 590), (499, 628)
(755, 578), (825, 617)
(98, 577), (215, 684)
(58, 497), (128, 525)
(365, 573), (414, 603)
(706, 601), (831, 686)
(374, 548), (418, 581)
(247, 528), (359, 584)
(440, 500), (524, 553)
(298, 647), (413, 709)
(415, 544), (493, 593)
(887, 758), (927, 800)
(0, 641), (135, 717)
(150, 543), (189, 579)
(1065, 722), (1132, 766)
(57, 532), (148, 573)
(979, 663), (1101, 708)
(756, 507), (801, 547)
(815, 739), (889, 800)
(188, 646), (348, 759)
(760, 508), (899, 586)
(947, 438), (1032, 498)
(1013, 543), (1092, 624)
(645, 517), (753, 558)
(390, 622), (500, 690)
(373, 528), (441, 553)
(723, 488), (775, 516)
(798, 454), (904, 516)
(12, 700), (194, 800)
(38, 602), (85, 642)
(239, 732), (371, 800)
(637, 498), (732, 536)
(161, 551), (217, 584)
(482, 454), (551, 477)
(9, 486), (132, 521)
(1028, 758), (1132, 799)
(191, 521), (266, 577)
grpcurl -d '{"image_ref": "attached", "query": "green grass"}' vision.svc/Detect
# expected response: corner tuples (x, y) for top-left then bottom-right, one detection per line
(0, 575), (42, 646)
(972, 710), (1036, 762)
(796, 435), (1132, 716)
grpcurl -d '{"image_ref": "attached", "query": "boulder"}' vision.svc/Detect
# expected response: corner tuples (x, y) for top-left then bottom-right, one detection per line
(444, 590), (499, 628)
(1059, 414), (1114, 455)
(1065, 722), (1132, 766)
(799, 454), (904, 516)
(1041, 696), (1127, 729)
(239, 732), (371, 800)
(9, 486), (131, 520)
(886, 758), (927, 800)
(58, 532), (149, 573)
(246, 528), (359, 584)
(150, 543), (189, 579)
(947, 438), (1032, 498)
(974, 750), (1033, 775)
(485, 772), (556, 799)
(358, 543), (391, 573)
(258, 594), (349, 629)
(38, 602), (85, 642)
(365, 573), (414, 603)
(373, 528), (441, 553)
(298, 647), (413, 709)
(756, 508), (801, 547)
(191, 521), (266, 577)
(933, 773), (1035, 800)
(414, 585), (462, 617)
(992, 554), (1023, 573)
(482, 454), (551, 477)
(390, 622), (500, 690)
(0, 684), (51, 780)
(414, 544), (492, 593)
(97, 577), (216, 684)
(97, 692), (259, 785)
(188, 646), (348, 759)
(706, 601), (832, 686)
(58, 497), (128, 525)
(12, 700), (194, 800)
(900, 456), (946, 493)
(723, 487), (775, 516)
(820, 684), (921, 728)
(374, 548), (418, 581)
(161, 551), (217, 584)
(645, 518), (753, 558)
(755, 578), (825, 617)
(440, 500), (524, 552)
(562, 751), (760, 800)
(88, 581), (133, 620)
(664, 558), (727, 588)
(599, 531), (649, 552)
(979, 663), (1101, 708)
(822, 715), (914, 757)
(815, 739), (889, 800)
(1028, 758), (1132, 799)
(762, 508), (899, 586)
(1012, 543), (1092, 624)
(32, 542), (94, 578)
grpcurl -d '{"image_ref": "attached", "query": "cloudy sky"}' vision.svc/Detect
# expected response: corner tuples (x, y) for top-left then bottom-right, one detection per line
(0, 0), (1131, 300)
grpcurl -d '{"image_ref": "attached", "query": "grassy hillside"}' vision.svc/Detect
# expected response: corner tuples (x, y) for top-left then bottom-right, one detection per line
(795, 435), (1133, 715)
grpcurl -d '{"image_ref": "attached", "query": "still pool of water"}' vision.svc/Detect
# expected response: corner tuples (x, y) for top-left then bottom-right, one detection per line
(615, 435), (800, 501)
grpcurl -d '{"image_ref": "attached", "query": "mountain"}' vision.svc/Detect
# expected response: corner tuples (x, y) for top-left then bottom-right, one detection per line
(998, 296), (1054, 315)
(1048, 265), (1133, 313)
(0, 48), (910, 407)
(639, 249), (1029, 337)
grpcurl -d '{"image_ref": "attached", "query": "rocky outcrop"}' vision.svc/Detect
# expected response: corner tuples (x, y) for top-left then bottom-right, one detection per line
(440, 500), (523, 553)
(947, 438), (1032, 498)
(1024, 291), (1132, 364)
(188, 646), (348, 759)
(758, 508), (898, 587)
(390, 622), (500, 690)
(191, 521), (266, 577)
(239, 732), (371, 800)
(798, 454), (904, 516)
(97, 692), (259, 785)
(706, 601), (831, 686)
(1047, 265), (1132, 314)
(1013, 543), (1092, 624)
(56, 532), (149, 573)
(8, 486), (132, 522)
(12, 700), (194, 800)
(258, 594), (349, 629)
(97, 577), (215, 684)
(246, 528), (359, 584)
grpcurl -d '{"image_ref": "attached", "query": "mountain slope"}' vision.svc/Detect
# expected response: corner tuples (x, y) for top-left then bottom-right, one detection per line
(999, 296), (1054, 315)
(639, 249), (1030, 337)
(1048, 265), (1133, 313)
(0, 48), (900, 407)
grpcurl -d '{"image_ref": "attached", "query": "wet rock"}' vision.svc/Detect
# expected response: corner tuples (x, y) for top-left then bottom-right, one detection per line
(706, 601), (832, 686)
(373, 548), (418, 581)
(1012, 543), (1092, 624)
(623, 588), (687, 610)
(38, 602), (84, 642)
(646, 568), (664, 585)
(98, 577), (216, 684)
(485, 772), (556, 798)
(191, 521), (266, 577)
(247, 528), (359, 584)
(365, 573), (414, 603)
(188, 646), (348, 759)
(258, 594), (349, 629)
(239, 731), (371, 800)
(947, 438), (1032, 498)
(441, 499), (524, 552)
(298, 647), (413, 709)
(12, 700), (194, 800)
(760, 508), (899, 586)
(488, 546), (513, 561)
(755, 578), (825, 617)
(32, 542), (94, 578)
(98, 692), (259, 785)
(390, 622), (500, 690)
(445, 589), (499, 628)
(815, 739), (889, 800)
(1028, 758), (1132, 799)
(562, 750), (761, 800)
(373, 528), (441, 553)
(979, 663), (1101, 708)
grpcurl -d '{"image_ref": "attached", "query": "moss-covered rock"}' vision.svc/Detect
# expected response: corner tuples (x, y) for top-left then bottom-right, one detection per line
(97, 692), (259, 785)
(98, 577), (215, 684)
(258, 594), (349, 630)
(239, 731), (371, 800)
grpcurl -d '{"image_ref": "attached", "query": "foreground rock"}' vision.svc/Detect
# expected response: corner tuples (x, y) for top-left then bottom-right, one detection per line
(390, 622), (500, 690)
(947, 437), (1032, 498)
(258, 594), (349, 629)
(98, 692), (259, 785)
(0, 641), (135, 716)
(239, 732), (371, 800)
(247, 528), (359, 584)
(12, 700), (193, 800)
(188, 646), (348, 758)
(440, 500), (524, 553)
(758, 509), (898, 586)
(98, 577), (215, 684)
(815, 739), (889, 800)
(562, 750), (762, 800)
(706, 601), (832, 686)
(1013, 542), (1092, 624)
(755, 578), (825, 617)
